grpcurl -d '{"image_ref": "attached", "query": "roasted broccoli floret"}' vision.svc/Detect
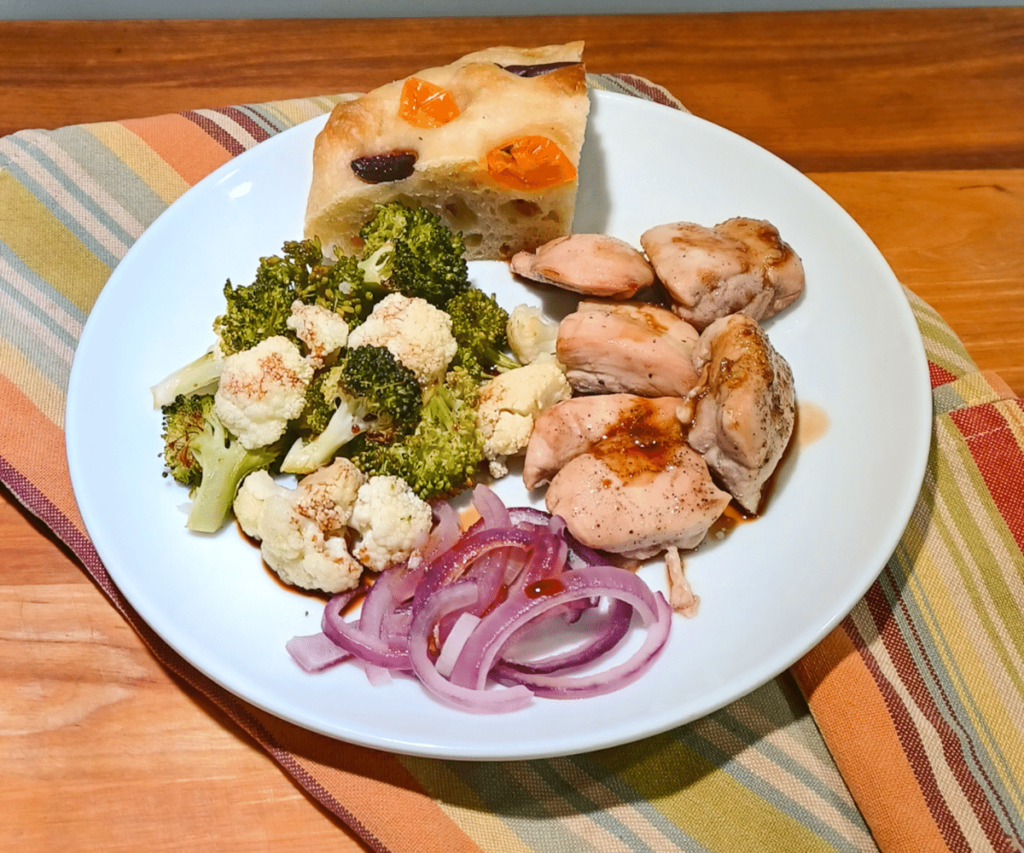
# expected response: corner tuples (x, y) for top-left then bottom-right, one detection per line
(446, 288), (520, 380)
(354, 367), (485, 501)
(357, 202), (470, 308)
(214, 243), (311, 356)
(214, 238), (382, 356)
(160, 394), (282, 533)
(310, 251), (388, 331)
(281, 345), (422, 475)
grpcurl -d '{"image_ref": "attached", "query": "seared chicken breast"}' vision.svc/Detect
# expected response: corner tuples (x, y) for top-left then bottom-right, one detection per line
(641, 218), (804, 331)
(523, 393), (730, 558)
(545, 441), (730, 560)
(556, 300), (701, 398)
(523, 393), (685, 490)
(510, 233), (655, 299)
(686, 313), (796, 514)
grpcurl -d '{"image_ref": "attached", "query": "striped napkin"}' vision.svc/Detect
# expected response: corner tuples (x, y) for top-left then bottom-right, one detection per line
(2, 73), (1022, 853)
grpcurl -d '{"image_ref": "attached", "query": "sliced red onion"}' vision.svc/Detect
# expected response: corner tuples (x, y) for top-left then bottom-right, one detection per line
(387, 562), (426, 602)
(507, 506), (551, 527)
(359, 569), (409, 642)
(500, 597), (634, 674)
(435, 612), (482, 678)
(519, 530), (566, 585)
(493, 594), (672, 698)
(322, 591), (411, 671)
(286, 632), (353, 673)
(407, 579), (533, 713)
(462, 551), (508, 614)
(355, 571), (413, 684)
(509, 506), (608, 570)
(447, 564), (665, 692)
(420, 501), (462, 562)
(472, 483), (511, 529)
(360, 660), (394, 687)
(286, 586), (360, 672)
(411, 526), (534, 614)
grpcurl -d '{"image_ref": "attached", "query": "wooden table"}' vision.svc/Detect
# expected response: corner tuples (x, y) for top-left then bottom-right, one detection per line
(2, 11), (1022, 852)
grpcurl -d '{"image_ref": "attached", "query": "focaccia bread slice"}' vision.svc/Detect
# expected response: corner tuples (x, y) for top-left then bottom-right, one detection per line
(304, 42), (590, 261)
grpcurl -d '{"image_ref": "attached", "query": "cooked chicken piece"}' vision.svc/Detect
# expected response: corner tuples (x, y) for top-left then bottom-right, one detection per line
(640, 218), (805, 331)
(545, 437), (731, 560)
(556, 300), (701, 398)
(510, 234), (655, 299)
(523, 394), (685, 490)
(686, 313), (796, 514)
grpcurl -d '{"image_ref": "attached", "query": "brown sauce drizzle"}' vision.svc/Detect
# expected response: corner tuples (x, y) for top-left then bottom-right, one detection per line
(707, 502), (754, 540)
(588, 399), (686, 481)
(796, 400), (830, 447)
(525, 578), (566, 598)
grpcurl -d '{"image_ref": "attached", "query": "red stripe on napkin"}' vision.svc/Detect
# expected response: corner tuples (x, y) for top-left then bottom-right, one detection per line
(930, 362), (959, 389)
(949, 399), (1024, 551)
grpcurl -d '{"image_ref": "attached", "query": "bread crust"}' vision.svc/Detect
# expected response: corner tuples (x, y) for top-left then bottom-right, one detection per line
(305, 43), (590, 261)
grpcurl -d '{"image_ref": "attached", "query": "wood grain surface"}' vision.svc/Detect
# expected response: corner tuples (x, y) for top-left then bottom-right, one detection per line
(1, 10), (1022, 852)
(3, 10), (1023, 172)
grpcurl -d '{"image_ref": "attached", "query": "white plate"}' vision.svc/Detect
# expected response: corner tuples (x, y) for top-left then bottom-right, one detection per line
(66, 90), (931, 760)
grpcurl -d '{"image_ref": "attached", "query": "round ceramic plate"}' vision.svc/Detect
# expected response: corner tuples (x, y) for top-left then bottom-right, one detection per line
(66, 90), (931, 760)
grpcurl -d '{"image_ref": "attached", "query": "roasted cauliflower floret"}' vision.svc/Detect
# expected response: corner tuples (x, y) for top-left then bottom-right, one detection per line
(233, 459), (368, 594)
(477, 359), (572, 477)
(292, 457), (367, 535)
(233, 461), (430, 590)
(232, 469), (284, 539)
(347, 292), (457, 386)
(213, 335), (313, 450)
(258, 500), (364, 593)
(348, 475), (433, 572)
(506, 304), (560, 366)
(287, 300), (350, 369)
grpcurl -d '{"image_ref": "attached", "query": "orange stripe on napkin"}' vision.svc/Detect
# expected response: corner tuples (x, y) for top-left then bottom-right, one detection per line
(121, 114), (235, 187)
(793, 625), (954, 853)
(0, 375), (85, 534)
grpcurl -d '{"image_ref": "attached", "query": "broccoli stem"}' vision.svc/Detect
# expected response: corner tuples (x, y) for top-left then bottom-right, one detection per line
(280, 405), (362, 475)
(151, 350), (223, 409)
(186, 438), (279, 533)
(484, 347), (520, 374)
(357, 243), (392, 286)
